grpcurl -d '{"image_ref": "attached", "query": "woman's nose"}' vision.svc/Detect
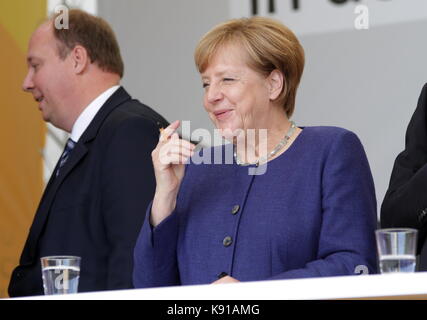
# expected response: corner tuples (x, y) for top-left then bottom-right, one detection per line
(206, 83), (223, 104)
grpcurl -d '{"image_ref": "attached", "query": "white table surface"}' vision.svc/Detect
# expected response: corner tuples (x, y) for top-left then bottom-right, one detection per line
(8, 272), (427, 300)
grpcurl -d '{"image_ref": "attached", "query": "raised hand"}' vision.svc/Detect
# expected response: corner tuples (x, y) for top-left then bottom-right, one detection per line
(151, 120), (195, 226)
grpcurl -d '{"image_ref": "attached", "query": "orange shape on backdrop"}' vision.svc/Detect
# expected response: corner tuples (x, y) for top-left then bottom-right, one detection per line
(0, 23), (45, 297)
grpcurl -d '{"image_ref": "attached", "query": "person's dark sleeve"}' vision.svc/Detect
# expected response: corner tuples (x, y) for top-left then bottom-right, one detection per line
(101, 116), (159, 289)
(381, 83), (427, 252)
(269, 130), (378, 279)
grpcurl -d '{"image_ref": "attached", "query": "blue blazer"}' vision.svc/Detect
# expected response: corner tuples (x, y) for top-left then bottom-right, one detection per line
(134, 126), (378, 287)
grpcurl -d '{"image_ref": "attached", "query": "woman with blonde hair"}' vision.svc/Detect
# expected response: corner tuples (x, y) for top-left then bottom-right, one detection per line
(133, 17), (377, 287)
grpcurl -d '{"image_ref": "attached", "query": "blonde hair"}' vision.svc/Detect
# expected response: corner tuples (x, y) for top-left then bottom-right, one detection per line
(194, 17), (305, 117)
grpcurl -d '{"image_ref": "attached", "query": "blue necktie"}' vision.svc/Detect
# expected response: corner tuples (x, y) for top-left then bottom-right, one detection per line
(56, 138), (76, 177)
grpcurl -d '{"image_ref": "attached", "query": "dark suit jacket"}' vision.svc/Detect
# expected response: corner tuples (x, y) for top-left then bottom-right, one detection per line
(381, 83), (427, 270)
(8, 87), (169, 297)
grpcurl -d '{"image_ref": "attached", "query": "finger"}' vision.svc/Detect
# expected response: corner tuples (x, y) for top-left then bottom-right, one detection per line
(160, 153), (190, 165)
(157, 139), (195, 158)
(159, 120), (180, 142)
(170, 155), (191, 165)
(158, 143), (194, 162)
(167, 139), (196, 152)
(211, 276), (239, 284)
(168, 146), (194, 158)
(158, 141), (194, 159)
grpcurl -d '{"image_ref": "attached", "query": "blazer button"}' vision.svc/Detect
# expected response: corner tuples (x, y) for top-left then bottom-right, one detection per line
(231, 205), (240, 215)
(419, 209), (427, 223)
(223, 236), (233, 247)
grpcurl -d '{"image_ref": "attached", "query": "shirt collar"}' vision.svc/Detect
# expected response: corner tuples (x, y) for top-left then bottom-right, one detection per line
(70, 85), (120, 142)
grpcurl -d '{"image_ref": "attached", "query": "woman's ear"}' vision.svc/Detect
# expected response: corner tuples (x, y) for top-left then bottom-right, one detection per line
(70, 45), (89, 74)
(267, 69), (284, 101)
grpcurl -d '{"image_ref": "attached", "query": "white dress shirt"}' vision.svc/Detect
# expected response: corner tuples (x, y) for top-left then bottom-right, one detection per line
(70, 85), (120, 142)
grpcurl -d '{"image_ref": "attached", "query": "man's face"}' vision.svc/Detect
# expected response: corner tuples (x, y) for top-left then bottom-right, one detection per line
(22, 22), (74, 130)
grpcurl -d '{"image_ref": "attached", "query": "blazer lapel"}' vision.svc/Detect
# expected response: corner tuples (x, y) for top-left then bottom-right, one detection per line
(79, 87), (131, 144)
(21, 87), (132, 264)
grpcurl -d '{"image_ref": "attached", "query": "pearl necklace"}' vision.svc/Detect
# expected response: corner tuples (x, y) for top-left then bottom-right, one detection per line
(234, 121), (297, 166)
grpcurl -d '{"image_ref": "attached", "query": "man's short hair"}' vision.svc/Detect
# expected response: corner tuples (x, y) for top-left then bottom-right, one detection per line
(52, 9), (124, 78)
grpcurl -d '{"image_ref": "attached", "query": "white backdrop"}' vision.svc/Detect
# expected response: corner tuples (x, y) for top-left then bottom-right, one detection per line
(230, 0), (427, 35)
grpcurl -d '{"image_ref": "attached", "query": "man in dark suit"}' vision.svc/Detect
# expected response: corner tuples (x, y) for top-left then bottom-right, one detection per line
(381, 83), (427, 271)
(8, 9), (168, 296)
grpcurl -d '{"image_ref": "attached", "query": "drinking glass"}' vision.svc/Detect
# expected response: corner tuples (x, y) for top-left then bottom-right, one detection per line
(40, 256), (81, 295)
(375, 228), (417, 273)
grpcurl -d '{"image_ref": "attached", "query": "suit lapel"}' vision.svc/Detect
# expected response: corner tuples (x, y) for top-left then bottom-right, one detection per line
(79, 86), (131, 143)
(21, 87), (132, 264)
(21, 145), (88, 263)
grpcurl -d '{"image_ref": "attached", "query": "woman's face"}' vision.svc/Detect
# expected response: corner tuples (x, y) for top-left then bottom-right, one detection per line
(201, 45), (277, 139)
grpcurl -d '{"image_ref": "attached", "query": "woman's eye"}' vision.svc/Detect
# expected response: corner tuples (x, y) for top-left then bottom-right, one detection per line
(223, 78), (234, 82)
(202, 83), (209, 88)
